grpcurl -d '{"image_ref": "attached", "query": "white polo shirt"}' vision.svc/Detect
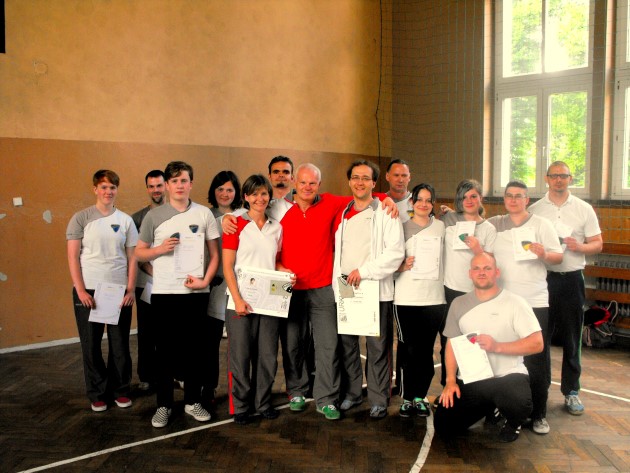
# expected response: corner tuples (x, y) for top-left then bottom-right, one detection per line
(488, 213), (562, 308)
(528, 192), (601, 272)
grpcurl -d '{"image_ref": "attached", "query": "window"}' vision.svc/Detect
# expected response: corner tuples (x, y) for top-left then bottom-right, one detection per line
(494, 0), (594, 197)
(612, 1), (630, 198)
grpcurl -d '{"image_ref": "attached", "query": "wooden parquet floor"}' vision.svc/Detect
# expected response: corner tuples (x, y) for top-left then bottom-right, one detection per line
(1, 336), (629, 473)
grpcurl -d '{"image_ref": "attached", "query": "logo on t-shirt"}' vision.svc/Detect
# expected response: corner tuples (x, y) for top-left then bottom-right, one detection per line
(111, 224), (120, 232)
(189, 224), (199, 233)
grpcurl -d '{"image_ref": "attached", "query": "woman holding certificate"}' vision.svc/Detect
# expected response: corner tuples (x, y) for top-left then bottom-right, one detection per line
(222, 174), (284, 425)
(439, 179), (497, 384)
(66, 170), (138, 413)
(393, 183), (446, 418)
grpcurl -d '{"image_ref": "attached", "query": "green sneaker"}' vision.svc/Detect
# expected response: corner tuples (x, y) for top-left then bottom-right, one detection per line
(317, 404), (341, 420)
(413, 397), (430, 417)
(399, 400), (413, 418)
(289, 396), (306, 412)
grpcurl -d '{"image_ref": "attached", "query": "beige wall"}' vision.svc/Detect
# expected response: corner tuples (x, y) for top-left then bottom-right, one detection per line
(0, 0), (386, 349)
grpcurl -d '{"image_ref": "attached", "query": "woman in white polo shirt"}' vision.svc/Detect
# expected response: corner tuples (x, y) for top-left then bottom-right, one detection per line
(223, 174), (285, 425)
(66, 170), (138, 412)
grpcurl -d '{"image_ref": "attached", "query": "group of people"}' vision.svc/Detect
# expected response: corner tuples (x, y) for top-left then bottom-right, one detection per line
(66, 157), (602, 443)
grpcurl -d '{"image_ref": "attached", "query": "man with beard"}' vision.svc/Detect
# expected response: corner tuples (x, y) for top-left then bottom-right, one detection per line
(131, 170), (166, 391)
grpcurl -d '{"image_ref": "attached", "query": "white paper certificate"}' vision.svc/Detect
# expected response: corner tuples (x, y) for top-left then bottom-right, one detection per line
(554, 221), (573, 247)
(174, 233), (205, 278)
(336, 278), (380, 336)
(89, 282), (126, 325)
(512, 226), (538, 261)
(452, 221), (476, 250)
(226, 266), (292, 318)
(411, 235), (441, 280)
(450, 331), (494, 384)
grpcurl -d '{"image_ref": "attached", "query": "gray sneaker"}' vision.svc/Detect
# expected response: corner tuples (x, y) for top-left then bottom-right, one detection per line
(340, 399), (361, 411)
(532, 417), (550, 434)
(369, 405), (387, 419)
(565, 391), (585, 416)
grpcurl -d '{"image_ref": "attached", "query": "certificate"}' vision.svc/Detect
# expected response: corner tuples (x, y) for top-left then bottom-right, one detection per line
(336, 278), (380, 336)
(411, 235), (441, 280)
(174, 233), (205, 278)
(140, 281), (152, 304)
(512, 226), (538, 261)
(452, 221), (476, 250)
(89, 282), (126, 325)
(450, 331), (494, 384)
(554, 221), (573, 247)
(226, 266), (292, 318)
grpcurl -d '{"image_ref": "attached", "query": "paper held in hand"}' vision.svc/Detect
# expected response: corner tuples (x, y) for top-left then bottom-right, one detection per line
(88, 282), (126, 325)
(450, 331), (494, 384)
(336, 277), (380, 336)
(226, 266), (293, 318)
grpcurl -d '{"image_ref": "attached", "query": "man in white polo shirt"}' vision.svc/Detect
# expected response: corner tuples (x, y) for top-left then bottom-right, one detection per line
(529, 161), (602, 416)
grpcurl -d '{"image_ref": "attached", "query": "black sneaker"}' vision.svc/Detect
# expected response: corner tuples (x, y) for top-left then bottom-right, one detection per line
(498, 422), (521, 443)
(399, 400), (414, 418)
(413, 398), (430, 417)
(485, 407), (503, 425)
(260, 407), (279, 420)
(234, 412), (250, 425)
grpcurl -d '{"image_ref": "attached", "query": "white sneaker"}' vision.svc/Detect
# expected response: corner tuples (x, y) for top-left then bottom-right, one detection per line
(151, 407), (171, 428)
(532, 417), (550, 435)
(185, 403), (211, 422)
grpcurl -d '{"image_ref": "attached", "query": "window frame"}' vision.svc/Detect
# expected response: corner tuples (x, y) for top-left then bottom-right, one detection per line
(493, 0), (596, 198)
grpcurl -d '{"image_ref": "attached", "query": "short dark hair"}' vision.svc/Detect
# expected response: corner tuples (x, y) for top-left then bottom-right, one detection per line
(454, 179), (484, 216)
(411, 183), (436, 217)
(207, 170), (242, 211)
(268, 155), (294, 174)
(547, 161), (571, 175)
(346, 160), (380, 181)
(504, 180), (528, 194)
(164, 161), (193, 181)
(93, 170), (120, 187)
(145, 170), (165, 185)
(386, 159), (410, 173)
(241, 174), (273, 210)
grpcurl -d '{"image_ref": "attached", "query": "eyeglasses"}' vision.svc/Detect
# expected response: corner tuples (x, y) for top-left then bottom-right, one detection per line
(350, 176), (373, 182)
(504, 193), (527, 200)
(547, 174), (571, 180)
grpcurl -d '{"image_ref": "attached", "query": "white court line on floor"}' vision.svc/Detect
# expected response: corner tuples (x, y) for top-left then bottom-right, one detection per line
(19, 369), (630, 473)
(409, 364), (630, 473)
(17, 402), (302, 473)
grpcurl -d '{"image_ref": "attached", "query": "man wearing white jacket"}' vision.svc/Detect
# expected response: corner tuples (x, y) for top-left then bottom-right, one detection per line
(333, 160), (405, 419)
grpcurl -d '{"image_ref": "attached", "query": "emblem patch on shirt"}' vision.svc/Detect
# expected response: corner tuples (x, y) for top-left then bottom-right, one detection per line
(189, 224), (199, 233)
(111, 224), (120, 232)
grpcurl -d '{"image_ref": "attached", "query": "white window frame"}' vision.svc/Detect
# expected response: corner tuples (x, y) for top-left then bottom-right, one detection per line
(494, 0), (595, 198)
(612, 0), (630, 199)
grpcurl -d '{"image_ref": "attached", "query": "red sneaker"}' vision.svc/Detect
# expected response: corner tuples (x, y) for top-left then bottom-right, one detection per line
(115, 397), (132, 408)
(91, 401), (107, 412)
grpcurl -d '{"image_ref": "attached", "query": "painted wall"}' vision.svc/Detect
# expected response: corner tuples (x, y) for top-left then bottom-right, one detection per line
(0, 0), (385, 349)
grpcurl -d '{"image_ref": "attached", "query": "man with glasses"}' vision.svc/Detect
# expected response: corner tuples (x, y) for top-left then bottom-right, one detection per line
(488, 181), (562, 435)
(529, 161), (602, 417)
(333, 160), (405, 419)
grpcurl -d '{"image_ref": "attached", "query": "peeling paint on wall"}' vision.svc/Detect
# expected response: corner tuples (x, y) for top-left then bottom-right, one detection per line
(0, 213), (6, 220)
(0, 272), (8, 282)
(43, 210), (52, 223)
